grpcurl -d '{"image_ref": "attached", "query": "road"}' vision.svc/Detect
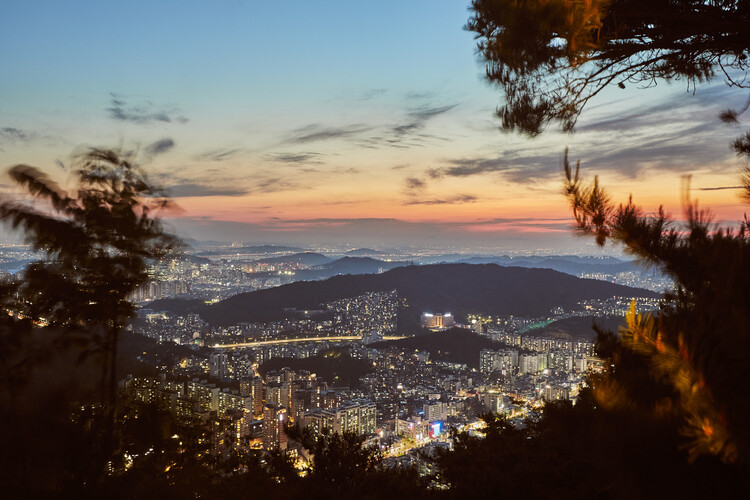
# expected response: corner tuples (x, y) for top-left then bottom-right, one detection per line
(212, 335), (405, 349)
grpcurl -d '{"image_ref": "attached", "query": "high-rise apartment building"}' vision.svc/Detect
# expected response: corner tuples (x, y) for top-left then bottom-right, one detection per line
(262, 403), (288, 451)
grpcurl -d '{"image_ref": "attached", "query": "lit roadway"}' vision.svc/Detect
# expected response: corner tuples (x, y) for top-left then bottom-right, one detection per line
(212, 336), (406, 349)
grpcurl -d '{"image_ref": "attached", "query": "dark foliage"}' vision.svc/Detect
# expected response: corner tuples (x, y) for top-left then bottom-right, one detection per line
(564, 148), (750, 464)
(467, 0), (750, 135)
(523, 314), (627, 341)
(370, 327), (515, 368)
(435, 402), (744, 499)
(260, 350), (374, 387)
(284, 426), (432, 500)
(0, 148), (179, 493)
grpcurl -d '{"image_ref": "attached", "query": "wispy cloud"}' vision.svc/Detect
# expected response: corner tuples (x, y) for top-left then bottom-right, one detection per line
(287, 124), (371, 144)
(194, 148), (246, 162)
(0, 127), (30, 142)
(264, 152), (324, 164)
(158, 168), (307, 197)
(404, 194), (477, 205)
(694, 185), (744, 191)
(354, 103), (458, 150)
(391, 105), (456, 137)
(428, 153), (558, 184)
(415, 82), (744, 188)
(442, 157), (510, 177)
(144, 138), (175, 157)
(107, 94), (188, 124)
(253, 176), (303, 193)
(154, 170), (252, 198)
(404, 177), (427, 191)
(167, 183), (249, 197)
(358, 88), (387, 100)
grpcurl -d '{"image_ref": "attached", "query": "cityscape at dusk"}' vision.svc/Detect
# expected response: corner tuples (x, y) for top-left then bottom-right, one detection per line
(1, 1), (749, 498)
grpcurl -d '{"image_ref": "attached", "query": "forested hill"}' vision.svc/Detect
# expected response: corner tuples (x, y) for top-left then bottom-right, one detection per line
(370, 328), (513, 368)
(148, 263), (660, 330)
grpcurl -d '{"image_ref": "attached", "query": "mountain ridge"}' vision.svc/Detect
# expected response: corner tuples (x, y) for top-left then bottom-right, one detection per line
(147, 263), (660, 331)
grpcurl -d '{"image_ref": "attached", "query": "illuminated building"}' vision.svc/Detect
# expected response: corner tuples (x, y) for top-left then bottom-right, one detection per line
(186, 379), (219, 411)
(420, 312), (455, 329)
(548, 350), (574, 373)
(423, 401), (447, 422)
(303, 399), (376, 437)
(479, 349), (519, 375)
(217, 388), (252, 414)
(209, 351), (227, 379)
(262, 403), (288, 451)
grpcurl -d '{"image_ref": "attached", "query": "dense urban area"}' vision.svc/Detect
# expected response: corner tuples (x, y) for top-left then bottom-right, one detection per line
(1, 242), (665, 476)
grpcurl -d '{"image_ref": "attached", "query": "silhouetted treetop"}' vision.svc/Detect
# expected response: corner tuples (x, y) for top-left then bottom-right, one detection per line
(466, 0), (750, 135)
(563, 147), (750, 464)
(0, 148), (179, 327)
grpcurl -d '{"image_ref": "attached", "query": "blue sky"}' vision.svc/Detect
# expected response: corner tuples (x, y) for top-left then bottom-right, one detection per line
(1, 1), (747, 250)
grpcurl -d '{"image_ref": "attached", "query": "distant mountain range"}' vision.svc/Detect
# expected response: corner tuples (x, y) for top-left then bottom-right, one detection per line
(244, 254), (410, 280)
(196, 245), (305, 256)
(251, 252), (332, 266)
(147, 263), (660, 331)
(344, 248), (388, 257)
(455, 255), (639, 276)
(184, 249), (659, 284)
(294, 256), (411, 281)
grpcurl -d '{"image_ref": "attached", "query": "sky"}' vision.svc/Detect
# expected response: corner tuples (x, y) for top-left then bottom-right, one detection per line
(1, 0), (748, 252)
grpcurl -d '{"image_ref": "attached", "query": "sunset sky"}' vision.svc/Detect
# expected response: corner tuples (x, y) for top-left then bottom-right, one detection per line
(1, 0), (748, 251)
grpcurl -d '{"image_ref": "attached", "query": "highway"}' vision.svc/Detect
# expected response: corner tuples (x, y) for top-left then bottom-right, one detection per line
(212, 335), (405, 349)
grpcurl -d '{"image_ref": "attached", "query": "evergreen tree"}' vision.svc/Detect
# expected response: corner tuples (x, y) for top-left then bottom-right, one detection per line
(0, 148), (178, 492)
(563, 142), (750, 464)
(466, 0), (750, 135)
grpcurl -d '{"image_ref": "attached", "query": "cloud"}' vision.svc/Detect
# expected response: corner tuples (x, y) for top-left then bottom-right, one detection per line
(157, 167), (307, 197)
(442, 157), (510, 177)
(195, 148), (245, 162)
(358, 88), (387, 100)
(253, 177), (302, 193)
(404, 194), (477, 205)
(144, 138), (175, 156)
(405, 90), (435, 100)
(407, 104), (457, 122)
(404, 177), (427, 191)
(567, 82), (745, 177)
(577, 84), (740, 134)
(426, 168), (443, 179)
(155, 171), (253, 198)
(585, 122), (735, 177)
(0, 127), (30, 142)
(389, 104), (457, 138)
(287, 124), (371, 144)
(428, 85), (743, 185)
(107, 94), (188, 124)
(265, 152), (323, 164)
(167, 183), (249, 197)
(694, 185), (744, 191)
(335, 167), (360, 175)
(353, 103), (458, 150)
(282, 101), (457, 151)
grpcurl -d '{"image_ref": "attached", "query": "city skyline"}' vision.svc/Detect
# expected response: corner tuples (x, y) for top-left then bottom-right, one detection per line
(2, 0), (748, 251)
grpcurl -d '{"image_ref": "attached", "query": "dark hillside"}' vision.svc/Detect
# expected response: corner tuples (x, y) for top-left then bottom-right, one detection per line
(149, 264), (660, 330)
(369, 327), (513, 368)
